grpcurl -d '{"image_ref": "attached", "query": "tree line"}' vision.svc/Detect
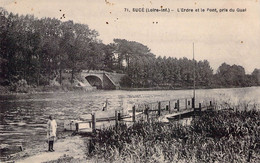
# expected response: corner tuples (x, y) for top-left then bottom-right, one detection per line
(0, 8), (259, 90)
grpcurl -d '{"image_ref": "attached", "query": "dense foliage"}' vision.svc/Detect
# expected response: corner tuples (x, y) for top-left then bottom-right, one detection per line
(0, 8), (105, 87)
(89, 109), (260, 163)
(1, 8), (259, 90)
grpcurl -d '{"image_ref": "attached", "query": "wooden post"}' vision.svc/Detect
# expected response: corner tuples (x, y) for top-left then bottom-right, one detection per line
(177, 100), (180, 111)
(178, 100), (181, 119)
(118, 112), (121, 125)
(199, 103), (202, 111)
(132, 106), (136, 123)
(115, 111), (118, 130)
(158, 101), (161, 116)
(76, 123), (79, 132)
(185, 99), (187, 109)
(192, 98), (195, 109)
(146, 108), (150, 123)
(169, 101), (171, 113)
(92, 113), (96, 133)
(208, 101), (214, 110)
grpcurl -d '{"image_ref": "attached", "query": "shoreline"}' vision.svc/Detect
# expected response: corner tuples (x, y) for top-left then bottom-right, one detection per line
(8, 134), (88, 163)
(1, 98), (259, 162)
(0, 85), (97, 96)
(1, 85), (258, 96)
(9, 108), (260, 163)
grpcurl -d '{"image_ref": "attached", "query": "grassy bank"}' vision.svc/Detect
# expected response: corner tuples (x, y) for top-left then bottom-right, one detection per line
(0, 85), (95, 95)
(88, 109), (260, 163)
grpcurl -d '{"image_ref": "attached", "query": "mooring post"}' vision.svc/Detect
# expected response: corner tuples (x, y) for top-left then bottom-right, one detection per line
(178, 100), (181, 119)
(209, 101), (214, 110)
(158, 101), (161, 116)
(185, 99), (187, 109)
(177, 100), (180, 111)
(75, 123), (79, 132)
(146, 108), (150, 123)
(118, 112), (121, 124)
(115, 110), (118, 130)
(169, 101), (171, 113)
(92, 113), (96, 134)
(199, 103), (202, 111)
(132, 105), (136, 123)
(192, 97), (195, 109)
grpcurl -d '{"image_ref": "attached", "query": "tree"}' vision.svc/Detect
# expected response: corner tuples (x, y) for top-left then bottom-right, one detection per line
(102, 43), (116, 71)
(197, 60), (213, 87)
(251, 68), (260, 86)
(113, 39), (152, 72)
(59, 21), (99, 83)
(215, 63), (247, 87)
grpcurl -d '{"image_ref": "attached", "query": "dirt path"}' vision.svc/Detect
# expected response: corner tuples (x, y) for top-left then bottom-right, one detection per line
(14, 136), (88, 163)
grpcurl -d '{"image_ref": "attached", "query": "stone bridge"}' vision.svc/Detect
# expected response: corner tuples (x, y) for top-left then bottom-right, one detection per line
(80, 70), (125, 90)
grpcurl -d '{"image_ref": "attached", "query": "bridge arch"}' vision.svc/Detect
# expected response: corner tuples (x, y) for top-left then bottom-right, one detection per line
(85, 75), (103, 89)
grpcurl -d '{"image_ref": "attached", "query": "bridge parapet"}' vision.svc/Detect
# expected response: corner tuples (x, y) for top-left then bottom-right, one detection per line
(81, 70), (104, 74)
(81, 70), (125, 89)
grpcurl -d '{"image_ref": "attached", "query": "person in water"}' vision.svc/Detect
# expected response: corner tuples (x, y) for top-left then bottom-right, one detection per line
(47, 115), (57, 152)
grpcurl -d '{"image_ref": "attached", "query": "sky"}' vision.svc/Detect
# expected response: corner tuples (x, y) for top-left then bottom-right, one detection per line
(1, 0), (260, 73)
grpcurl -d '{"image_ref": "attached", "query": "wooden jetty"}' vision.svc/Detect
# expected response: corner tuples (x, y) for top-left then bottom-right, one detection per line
(63, 98), (216, 134)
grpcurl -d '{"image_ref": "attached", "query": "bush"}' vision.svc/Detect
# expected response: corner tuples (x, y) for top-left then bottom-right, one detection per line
(89, 109), (260, 163)
(9, 79), (30, 93)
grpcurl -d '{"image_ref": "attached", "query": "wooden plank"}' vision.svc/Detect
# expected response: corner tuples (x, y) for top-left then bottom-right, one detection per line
(164, 108), (194, 119)
(80, 109), (130, 122)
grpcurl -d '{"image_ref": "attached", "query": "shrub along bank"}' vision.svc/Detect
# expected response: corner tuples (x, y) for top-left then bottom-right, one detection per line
(88, 109), (260, 163)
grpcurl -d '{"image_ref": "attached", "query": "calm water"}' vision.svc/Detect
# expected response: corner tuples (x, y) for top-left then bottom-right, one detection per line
(0, 87), (259, 158)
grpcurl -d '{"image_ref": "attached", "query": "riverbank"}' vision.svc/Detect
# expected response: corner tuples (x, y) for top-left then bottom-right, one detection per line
(1, 87), (260, 162)
(1, 84), (257, 95)
(5, 104), (260, 163)
(121, 85), (259, 91)
(8, 135), (88, 163)
(87, 108), (260, 163)
(0, 85), (96, 95)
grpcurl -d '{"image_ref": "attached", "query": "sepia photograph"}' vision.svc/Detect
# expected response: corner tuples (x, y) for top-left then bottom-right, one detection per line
(0, 0), (259, 162)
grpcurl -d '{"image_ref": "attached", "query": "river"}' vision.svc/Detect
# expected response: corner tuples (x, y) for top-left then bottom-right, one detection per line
(0, 87), (259, 159)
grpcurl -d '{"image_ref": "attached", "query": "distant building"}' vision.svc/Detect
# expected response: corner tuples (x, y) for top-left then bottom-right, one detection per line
(112, 51), (128, 68)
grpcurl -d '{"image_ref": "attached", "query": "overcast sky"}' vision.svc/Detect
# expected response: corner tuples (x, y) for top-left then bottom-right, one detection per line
(1, 0), (259, 73)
